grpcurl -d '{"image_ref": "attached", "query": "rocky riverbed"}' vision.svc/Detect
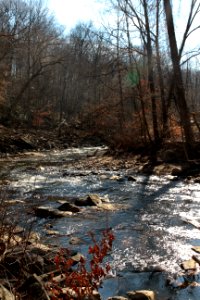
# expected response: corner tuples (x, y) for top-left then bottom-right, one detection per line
(1, 127), (200, 299)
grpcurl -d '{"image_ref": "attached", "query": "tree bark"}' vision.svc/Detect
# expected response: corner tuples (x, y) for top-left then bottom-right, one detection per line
(143, 0), (160, 144)
(155, 0), (168, 138)
(163, 0), (194, 148)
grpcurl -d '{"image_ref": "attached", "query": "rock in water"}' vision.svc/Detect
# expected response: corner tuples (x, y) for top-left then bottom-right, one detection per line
(35, 206), (72, 218)
(181, 258), (197, 271)
(127, 290), (156, 300)
(75, 194), (102, 206)
(57, 202), (80, 213)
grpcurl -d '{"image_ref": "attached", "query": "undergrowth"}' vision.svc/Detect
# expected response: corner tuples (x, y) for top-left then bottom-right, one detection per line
(48, 229), (115, 299)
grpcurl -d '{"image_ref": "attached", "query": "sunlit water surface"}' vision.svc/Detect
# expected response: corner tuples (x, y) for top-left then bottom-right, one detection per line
(1, 147), (200, 300)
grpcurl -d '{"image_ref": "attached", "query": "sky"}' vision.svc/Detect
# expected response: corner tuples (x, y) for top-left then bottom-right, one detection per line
(47, 0), (200, 55)
(47, 0), (110, 32)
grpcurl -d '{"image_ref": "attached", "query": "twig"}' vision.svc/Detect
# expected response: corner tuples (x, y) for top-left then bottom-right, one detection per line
(33, 273), (51, 300)
(40, 269), (60, 280)
(192, 255), (200, 265)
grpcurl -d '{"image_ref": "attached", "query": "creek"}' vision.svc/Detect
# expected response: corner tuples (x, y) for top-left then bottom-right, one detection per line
(1, 146), (200, 300)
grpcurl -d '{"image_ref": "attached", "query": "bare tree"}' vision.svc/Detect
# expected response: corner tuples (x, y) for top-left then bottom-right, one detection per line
(163, 0), (194, 149)
(5, 0), (64, 122)
(113, 0), (161, 143)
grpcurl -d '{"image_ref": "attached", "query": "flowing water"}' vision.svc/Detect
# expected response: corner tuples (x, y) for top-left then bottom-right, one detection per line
(1, 146), (200, 300)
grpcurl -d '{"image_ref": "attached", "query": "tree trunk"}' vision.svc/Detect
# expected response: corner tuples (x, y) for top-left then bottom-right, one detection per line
(163, 0), (194, 149)
(143, 0), (159, 144)
(155, 0), (168, 138)
(116, 13), (125, 129)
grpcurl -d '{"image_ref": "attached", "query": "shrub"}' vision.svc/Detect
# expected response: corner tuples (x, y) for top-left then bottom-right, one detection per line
(49, 229), (115, 299)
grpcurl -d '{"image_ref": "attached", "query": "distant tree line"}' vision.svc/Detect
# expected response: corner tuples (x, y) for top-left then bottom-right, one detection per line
(0, 0), (200, 150)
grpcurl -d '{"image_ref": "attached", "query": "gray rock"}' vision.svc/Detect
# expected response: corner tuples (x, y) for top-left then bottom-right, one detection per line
(110, 175), (125, 182)
(69, 236), (85, 245)
(45, 229), (60, 236)
(171, 166), (183, 176)
(127, 175), (137, 182)
(180, 258), (197, 271)
(194, 176), (200, 183)
(71, 252), (85, 264)
(35, 206), (72, 218)
(127, 290), (156, 300)
(13, 225), (25, 234)
(75, 194), (102, 206)
(57, 202), (80, 213)
(154, 164), (183, 176)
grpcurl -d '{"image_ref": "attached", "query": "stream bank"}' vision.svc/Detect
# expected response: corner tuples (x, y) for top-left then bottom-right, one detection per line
(1, 124), (200, 181)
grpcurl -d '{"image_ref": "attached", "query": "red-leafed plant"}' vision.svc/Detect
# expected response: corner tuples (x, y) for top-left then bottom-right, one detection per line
(49, 229), (115, 299)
